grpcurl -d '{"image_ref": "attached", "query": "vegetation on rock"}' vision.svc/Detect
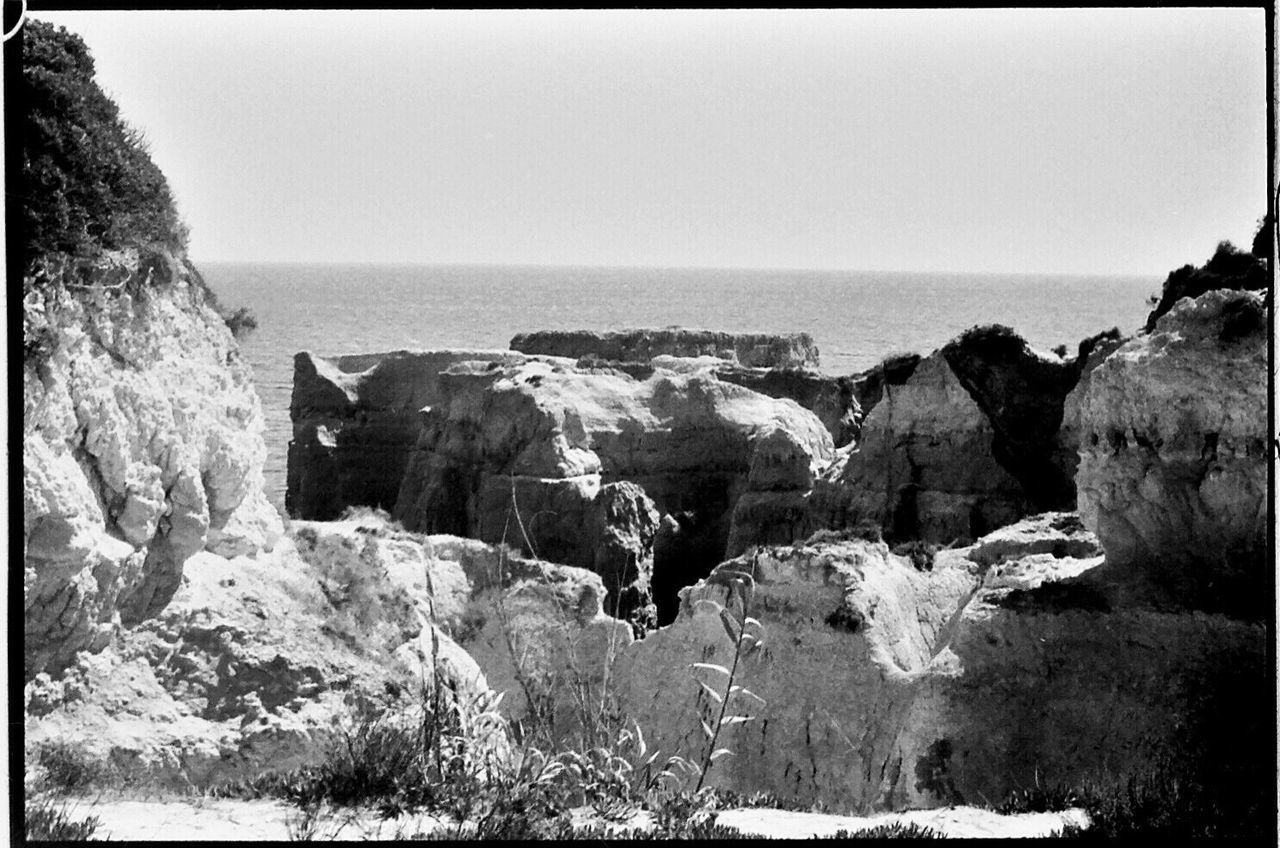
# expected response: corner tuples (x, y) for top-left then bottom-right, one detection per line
(1144, 222), (1270, 332)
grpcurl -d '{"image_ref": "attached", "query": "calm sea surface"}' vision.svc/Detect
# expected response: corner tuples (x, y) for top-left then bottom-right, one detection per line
(200, 263), (1158, 510)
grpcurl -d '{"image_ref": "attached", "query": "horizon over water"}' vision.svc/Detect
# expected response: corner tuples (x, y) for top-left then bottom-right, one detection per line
(200, 261), (1159, 511)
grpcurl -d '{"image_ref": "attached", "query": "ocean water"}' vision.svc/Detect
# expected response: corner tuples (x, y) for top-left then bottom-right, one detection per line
(200, 263), (1159, 511)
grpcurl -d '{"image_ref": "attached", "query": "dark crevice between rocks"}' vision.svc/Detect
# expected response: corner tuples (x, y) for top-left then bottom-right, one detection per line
(940, 325), (1120, 512)
(651, 504), (733, 627)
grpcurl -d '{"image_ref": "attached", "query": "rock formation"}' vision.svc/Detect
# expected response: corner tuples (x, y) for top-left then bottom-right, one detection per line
(1075, 289), (1268, 616)
(613, 536), (979, 810)
(286, 349), (530, 519)
(940, 325), (1123, 511)
(895, 512), (1266, 815)
(24, 519), (507, 788)
(806, 351), (1031, 544)
(711, 364), (860, 448)
(23, 250), (283, 678)
(509, 328), (820, 368)
(393, 358), (834, 623)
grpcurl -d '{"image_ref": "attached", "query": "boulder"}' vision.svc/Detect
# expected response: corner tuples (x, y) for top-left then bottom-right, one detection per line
(286, 349), (530, 519)
(1075, 289), (1268, 616)
(509, 328), (820, 369)
(393, 359), (834, 624)
(23, 251), (282, 679)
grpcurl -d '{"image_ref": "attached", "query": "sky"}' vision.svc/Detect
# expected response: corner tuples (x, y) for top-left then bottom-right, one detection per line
(30, 8), (1270, 275)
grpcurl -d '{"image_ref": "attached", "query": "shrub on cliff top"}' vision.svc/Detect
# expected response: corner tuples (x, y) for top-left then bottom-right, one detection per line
(22, 19), (187, 270)
(1144, 235), (1269, 332)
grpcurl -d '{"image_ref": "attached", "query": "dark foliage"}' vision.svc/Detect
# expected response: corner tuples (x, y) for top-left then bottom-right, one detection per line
(1144, 238), (1268, 332)
(22, 20), (186, 268)
(25, 798), (102, 841)
(995, 754), (1270, 839)
(33, 741), (108, 793)
(1218, 294), (1265, 344)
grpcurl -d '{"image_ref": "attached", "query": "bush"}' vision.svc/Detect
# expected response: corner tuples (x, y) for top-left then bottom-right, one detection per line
(25, 796), (101, 841)
(33, 741), (108, 793)
(1144, 237), (1268, 331)
(22, 20), (186, 270)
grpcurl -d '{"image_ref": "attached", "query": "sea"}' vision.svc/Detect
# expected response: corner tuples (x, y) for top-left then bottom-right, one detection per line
(200, 263), (1159, 512)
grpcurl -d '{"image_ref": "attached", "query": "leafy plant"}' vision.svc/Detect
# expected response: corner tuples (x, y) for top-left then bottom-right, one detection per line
(690, 557), (767, 792)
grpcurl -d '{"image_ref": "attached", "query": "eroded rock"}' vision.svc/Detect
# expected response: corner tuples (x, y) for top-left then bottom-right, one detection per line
(23, 251), (282, 678)
(287, 349), (530, 519)
(1075, 289), (1268, 615)
(393, 359), (833, 623)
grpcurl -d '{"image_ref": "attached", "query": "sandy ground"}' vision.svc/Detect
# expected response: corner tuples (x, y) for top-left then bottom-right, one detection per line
(63, 796), (1088, 840)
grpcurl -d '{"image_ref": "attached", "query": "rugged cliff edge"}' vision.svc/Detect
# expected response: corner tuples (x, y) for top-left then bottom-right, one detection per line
(1076, 289), (1268, 615)
(24, 251), (284, 678)
(287, 349), (533, 519)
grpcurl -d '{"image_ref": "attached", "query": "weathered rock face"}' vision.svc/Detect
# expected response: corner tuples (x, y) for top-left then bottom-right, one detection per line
(394, 359), (834, 624)
(25, 516), (637, 788)
(510, 328), (820, 369)
(1075, 289), (1268, 615)
(847, 353), (922, 424)
(940, 325), (1120, 511)
(895, 513), (1267, 817)
(724, 426), (830, 557)
(807, 352), (1031, 545)
(609, 512), (1266, 818)
(712, 365), (860, 448)
(24, 523), (491, 788)
(23, 251), (283, 679)
(287, 349), (529, 520)
(613, 538), (979, 810)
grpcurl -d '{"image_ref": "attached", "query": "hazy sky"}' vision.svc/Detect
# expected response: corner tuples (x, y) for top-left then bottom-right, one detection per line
(32, 9), (1269, 274)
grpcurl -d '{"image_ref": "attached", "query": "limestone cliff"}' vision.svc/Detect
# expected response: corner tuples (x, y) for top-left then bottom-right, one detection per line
(509, 327), (820, 368)
(24, 249), (283, 678)
(287, 349), (531, 519)
(1075, 289), (1268, 615)
(393, 358), (834, 623)
(807, 351), (1031, 544)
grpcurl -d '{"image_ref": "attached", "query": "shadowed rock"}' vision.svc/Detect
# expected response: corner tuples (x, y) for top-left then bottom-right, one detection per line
(1076, 289), (1268, 617)
(286, 349), (529, 519)
(393, 359), (833, 624)
(940, 325), (1122, 511)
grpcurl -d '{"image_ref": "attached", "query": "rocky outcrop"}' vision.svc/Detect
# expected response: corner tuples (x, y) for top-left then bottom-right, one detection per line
(23, 250), (283, 678)
(286, 349), (530, 520)
(711, 364), (860, 448)
(940, 325), (1122, 511)
(610, 512), (1266, 817)
(807, 352), (1031, 544)
(895, 513), (1267, 817)
(847, 353), (922, 423)
(23, 516), (634, 787)
(24, 523), (491, 788)
(510, 328), (820, 369)
(1075, 289), (1268, 615)
(393, 358), (834, 624)
(613, 538), (979, 810)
